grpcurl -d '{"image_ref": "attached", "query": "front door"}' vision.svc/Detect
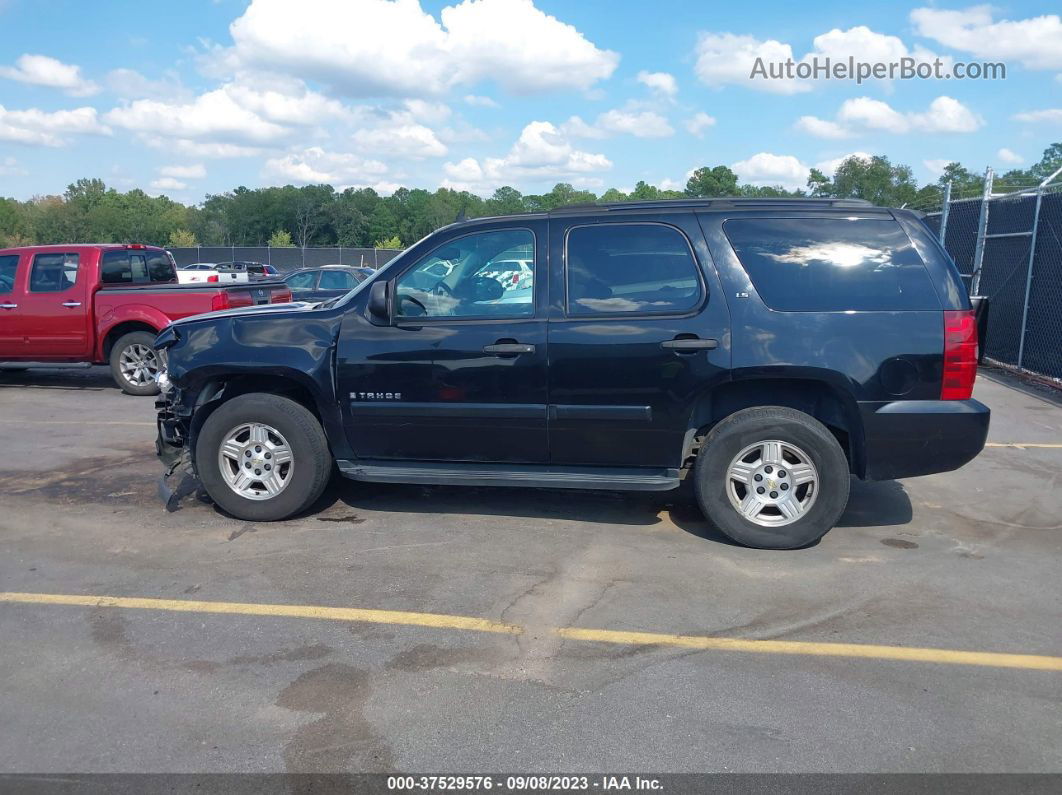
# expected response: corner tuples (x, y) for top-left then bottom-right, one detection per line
(546, 215), (731, 468)
(337, 222), (548, 463)
(20, 251), (91, 358)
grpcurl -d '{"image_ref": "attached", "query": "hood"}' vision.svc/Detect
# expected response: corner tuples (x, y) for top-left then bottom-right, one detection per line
(170, 300), (321, 327)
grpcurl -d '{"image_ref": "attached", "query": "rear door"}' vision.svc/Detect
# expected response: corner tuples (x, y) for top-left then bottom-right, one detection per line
(546, 214), (731, 468)
(0, 252), (24, 355)
(20, 250), (92, 357)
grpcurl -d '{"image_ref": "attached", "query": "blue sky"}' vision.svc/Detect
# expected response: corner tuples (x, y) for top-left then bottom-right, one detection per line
(0, 0), (1059, 203)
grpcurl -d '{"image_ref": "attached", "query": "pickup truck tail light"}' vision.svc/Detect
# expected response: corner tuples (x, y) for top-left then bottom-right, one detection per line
(206, 274), (219, 283)
(210, 292), (254, 311)
(270, 288), (293, 303)
(941, 309), (978, 400)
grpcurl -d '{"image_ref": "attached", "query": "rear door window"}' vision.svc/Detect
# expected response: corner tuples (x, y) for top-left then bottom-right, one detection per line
(318, 270), (357, 290)
(723, 217), (939, 311)
(29, 253), (79, 292)
(0, 254), (18, 293)
(565, 223), (702, 316)
(287, 271), (318, 290)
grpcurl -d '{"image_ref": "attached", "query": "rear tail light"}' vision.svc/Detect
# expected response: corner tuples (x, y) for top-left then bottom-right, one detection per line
(206, 274), (219, 283)
(941, 309), (978, 400)
(270, 288), (292, 303)
(210, 291), (254, 311)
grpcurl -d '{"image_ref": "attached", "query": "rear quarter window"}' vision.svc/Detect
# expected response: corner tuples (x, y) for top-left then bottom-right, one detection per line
(724, 217), (940, 312)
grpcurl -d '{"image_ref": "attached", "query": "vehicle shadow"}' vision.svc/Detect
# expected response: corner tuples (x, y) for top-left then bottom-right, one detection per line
(311, 472), (912, 544)
(0, 365), (119, 392)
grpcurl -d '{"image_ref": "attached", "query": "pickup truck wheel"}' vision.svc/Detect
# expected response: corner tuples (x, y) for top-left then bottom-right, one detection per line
(110, 331), (161, 396)
(196, 393), (332, 522)
(694, 406), (850, 549)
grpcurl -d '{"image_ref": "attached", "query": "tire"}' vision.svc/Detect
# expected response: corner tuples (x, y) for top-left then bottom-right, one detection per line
(694, 406), (850, 549)
(109, 331), (161, 396)
(195, 393), (332, 522)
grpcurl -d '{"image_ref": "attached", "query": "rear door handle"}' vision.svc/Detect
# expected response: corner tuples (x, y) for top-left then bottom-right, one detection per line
(661, 337), (718, 352)
(483, 343), (535, 356)
(61, 301), (82, 308)
(0, 303), (16, 310)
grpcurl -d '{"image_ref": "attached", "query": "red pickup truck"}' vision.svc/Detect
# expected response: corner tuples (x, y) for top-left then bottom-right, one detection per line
(0, 244), (292, 395)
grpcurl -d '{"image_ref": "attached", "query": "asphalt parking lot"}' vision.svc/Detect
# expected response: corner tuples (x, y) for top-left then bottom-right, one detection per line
(0, 365), (1059, 773)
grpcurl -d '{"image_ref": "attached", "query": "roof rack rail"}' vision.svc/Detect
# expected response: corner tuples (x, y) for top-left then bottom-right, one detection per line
(548, 197), (876, 214)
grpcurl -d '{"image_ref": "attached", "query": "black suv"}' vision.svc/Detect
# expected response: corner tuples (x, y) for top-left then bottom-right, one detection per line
(155, 198), (988, 549)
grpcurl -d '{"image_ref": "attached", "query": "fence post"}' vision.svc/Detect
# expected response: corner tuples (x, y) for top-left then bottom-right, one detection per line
(969, 167), (994, 295)
(938, 181), (951, 245)
(374, 248), (379, 268)
(339, 245), (343, 265)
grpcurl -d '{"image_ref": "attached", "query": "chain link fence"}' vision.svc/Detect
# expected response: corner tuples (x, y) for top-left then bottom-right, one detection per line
(167, 246), (403, 271)
(924, 181), (1062, 381)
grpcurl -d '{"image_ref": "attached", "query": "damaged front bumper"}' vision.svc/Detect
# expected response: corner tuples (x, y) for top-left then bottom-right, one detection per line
(155, 393), (202, 511)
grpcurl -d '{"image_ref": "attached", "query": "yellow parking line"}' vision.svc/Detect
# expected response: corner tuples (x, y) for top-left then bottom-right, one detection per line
(985, 442), (1062, 449)
(0, 592), (521, 636)
(0, 420), (155, 427)
(555, 628), (1062, 672)
(2, 591), (1060, 673)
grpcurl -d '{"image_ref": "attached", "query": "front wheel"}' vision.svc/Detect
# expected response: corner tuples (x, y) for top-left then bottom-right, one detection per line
(694, 406), (851, 549)
(109, 331), (161, 395)
(195, 393), (332, 521)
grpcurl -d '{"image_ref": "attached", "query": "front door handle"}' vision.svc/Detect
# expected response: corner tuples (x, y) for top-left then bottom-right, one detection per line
(483, 343), (535, 356)
(61, 301), (82, 308)
(0, 303), (16, 310)
(661, 337), (718, 352)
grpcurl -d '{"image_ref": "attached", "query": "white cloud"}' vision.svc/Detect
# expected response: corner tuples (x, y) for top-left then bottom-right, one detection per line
(798, 96), (983, 138)
(263, 146), (388, 186)
(1013, 108), (1062, 124)
(563, 107), (674, 139)
(0, 105), (111, 147)
(636, 70), (677, 97)
(149, 138), (266, 159)
(694, 25), (946, 94)
(224, 0), (618, 97)
(0, 54), (99, 96)
(595, 109), (673, 138)
(911, 6), (1062, 70)
(658, 177), (684, 191)
(794, 115), (851, 139)
(443, 120), (611, 189)
(159, 164), (207, 179)
(352, 122), (448, 158)
(814, 151), (872, 176)
(997, 148), (1023, 165)
(731, 152), (809, 189)
(923, 159), (952, 176)
(464, 94), (500, 108)
(695, 33), (807, 94)
(105, 68), (189, 101)
(105, 80), (349, 151)
(0, 156), (27, 176)
(150, 177), (188, 191)
(684, 112), (716, 137)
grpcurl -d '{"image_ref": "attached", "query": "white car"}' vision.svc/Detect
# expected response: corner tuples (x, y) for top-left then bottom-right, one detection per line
(176, 263), (246, 285)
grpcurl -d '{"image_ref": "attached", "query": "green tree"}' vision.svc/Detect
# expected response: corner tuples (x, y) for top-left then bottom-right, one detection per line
(268, 229), (294, 247)
(374, 234), (402, 249)
(830, 155), (918, 207)
(684, 166), (739, 197)
(168, 229), (198, 247)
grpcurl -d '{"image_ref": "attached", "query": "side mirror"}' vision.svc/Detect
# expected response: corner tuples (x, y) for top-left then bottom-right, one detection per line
(368, 280), (390, 322)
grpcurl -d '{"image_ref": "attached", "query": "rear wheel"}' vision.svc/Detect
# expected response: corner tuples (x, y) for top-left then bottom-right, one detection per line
(196, 393), (332, 521)
(694, 406), (850, 549)
(109, 331), (161, 396)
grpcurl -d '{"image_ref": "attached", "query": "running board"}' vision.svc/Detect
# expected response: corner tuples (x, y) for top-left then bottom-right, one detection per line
(336, 460), (681, 491)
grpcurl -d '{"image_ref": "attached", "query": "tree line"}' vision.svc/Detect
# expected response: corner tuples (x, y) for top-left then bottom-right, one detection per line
(1, 143), (1058, 250)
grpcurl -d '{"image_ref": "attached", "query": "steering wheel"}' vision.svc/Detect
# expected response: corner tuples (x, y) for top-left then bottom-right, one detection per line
(433, 280), (454, 298)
